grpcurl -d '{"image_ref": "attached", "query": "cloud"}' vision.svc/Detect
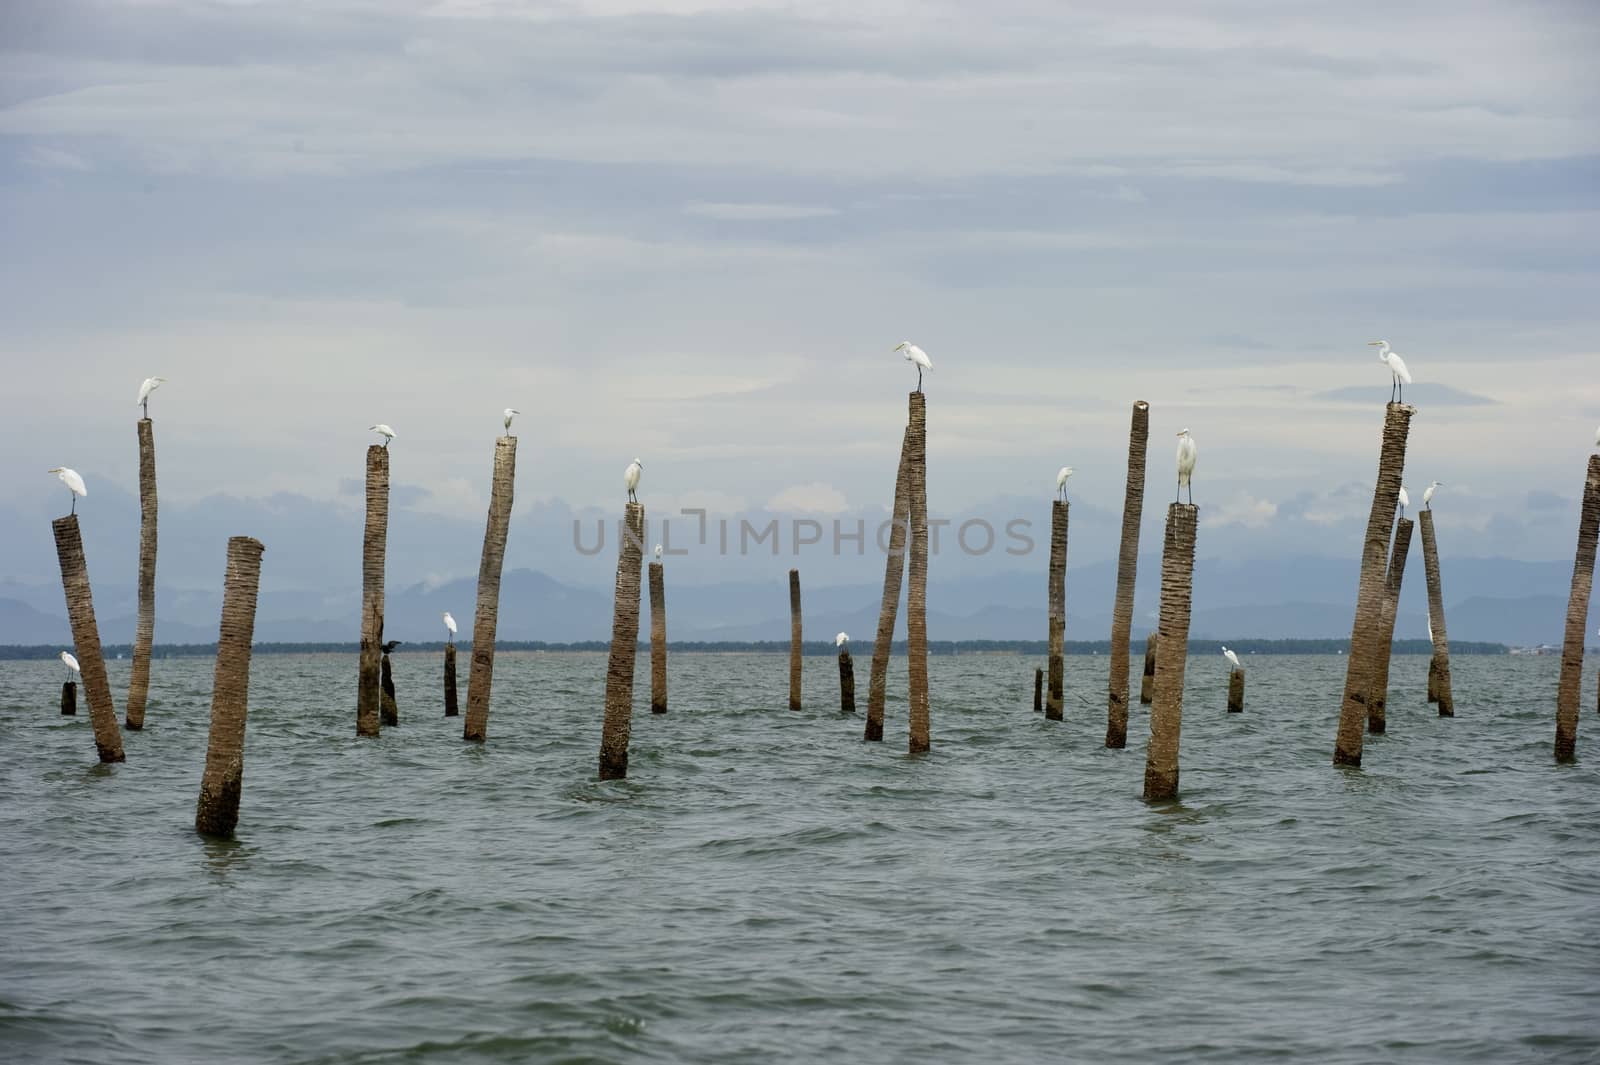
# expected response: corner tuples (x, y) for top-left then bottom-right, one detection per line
(1204, 492), (1280, 529)
(767, 482), (849, 514)
(21, 145), (90, 171)
(1311, 384), (1500, 406)
(683, 201), (840, 220)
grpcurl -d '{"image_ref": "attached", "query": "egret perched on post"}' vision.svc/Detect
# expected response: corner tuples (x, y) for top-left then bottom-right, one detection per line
(624, 458), (643, 502)
(1175, 429), (1197, 504)
(1368, 340), (1412, 404)
(442, 611), (457, 641)
(369, 424), (396, 447)
(137, 376), (166, 418)
(503, 408), (519, 433)
(1222, 646), (1241, 672)
(1056, 466), (1075, 501)
(1423, 480), (1443, 509)
(893, 341), (932, 392)
(47, 467), (87, 514)
(1398, 484), (1410, 520)
(654, 544), (663, 562)
(60, 650), (81, 679)
(836, 632), (849, 647)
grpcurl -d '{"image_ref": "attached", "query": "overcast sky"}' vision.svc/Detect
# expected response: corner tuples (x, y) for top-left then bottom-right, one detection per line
(3, 0), (1598, 590)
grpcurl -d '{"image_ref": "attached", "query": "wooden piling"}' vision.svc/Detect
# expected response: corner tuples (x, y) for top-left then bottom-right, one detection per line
(1139, 633), (1157, 705)
(1106, 400), (1150, 748)
(444, 644), (459, 717)
(194, 536), (265, 839)
(599, 503), (645, 780)
(464, 436), (517, 742)
(788, 569), (802, 711)
(1227, 669), (1244, 713)
(380, 653), (398, 726)
(126, 418), (158, 730)
(1334, 403), (1414, 768)
(52, 516), (123, 763)
(906, 391), (930, 755)
(1367, 517), (1414, 733)
(650, 561), (667, 714)
(866, 425), (912, 743)
(1144, 505), (1199, 801)
(839, 648), (856, 713)
(61, 681), (77, 716)
(1045, 499), (1068, 722)
(356, 445), (389, 739)
(1427, 653), (1440, 704)
(1033, 667), (1043, 713)
(1418, 510), (1455, 719)
(1555, 455), (1600, 762)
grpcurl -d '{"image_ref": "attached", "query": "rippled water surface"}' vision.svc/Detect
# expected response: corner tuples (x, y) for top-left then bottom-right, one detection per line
(2, 651), (1598, 1064)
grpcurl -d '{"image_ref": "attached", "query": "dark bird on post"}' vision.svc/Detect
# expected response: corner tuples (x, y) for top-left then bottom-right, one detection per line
(381, 639), (402, 654)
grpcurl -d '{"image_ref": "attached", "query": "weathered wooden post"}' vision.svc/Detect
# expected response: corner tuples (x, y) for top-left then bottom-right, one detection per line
(866, 426), (912, 742)
(127, 417), (158, 730)
(599, 503), (645, 779)
(463, 435), (517, 742)
(1144, 505), (1199, 800)
(1033, 667), (1043, 713)
(838, 645), (856, 713)
(906, 391), (931, 754)
(380, 652), (399, 726)
(788, 569), (803, 711)
(1139, 633), (1157, 704)
(1107, 400), (1150, 747)
(356, 444), (389, 738)
(649, 558), (667, 714)
(1367, 517), (1414, 733)
(443, 643), (459, 717)
(1418, 510), (1455, 718)
(1227, 668), (1244, 713)
(1045, 499), (1068, 721)
(194, 536), (265, 839)
(61, 682), (77, 716)
(1334, 403), (1413, 767)
(1554, 455), (1600, 762)
(52, 516), (123, 763)
(1427, 651), (1440, 704)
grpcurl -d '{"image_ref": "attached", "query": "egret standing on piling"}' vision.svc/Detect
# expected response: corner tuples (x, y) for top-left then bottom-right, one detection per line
(1175, 430), (1197, 504)
(1398, 484), (1410, 520)
(836, 632), (849, 647)
(503, 408), (519, 433)
(894, 341), (932, 392)
(625, 458), (643, 502)
(1423, 480), (1442, 509)
(1056, 466), (1075, 501)
(59, 650), (80, 679)
(1369, 340), (1412, 404)
(1222, 646), (1241, 671)
(47, 467), (87, 514)
(369, 424), (395, 447)
(137, 377), (166, 418)
(442, 611), (457, 641)
(654, 544), (663, 562)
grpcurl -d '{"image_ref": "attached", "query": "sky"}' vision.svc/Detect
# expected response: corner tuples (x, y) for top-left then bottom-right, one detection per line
(2, 0), (1599, 595)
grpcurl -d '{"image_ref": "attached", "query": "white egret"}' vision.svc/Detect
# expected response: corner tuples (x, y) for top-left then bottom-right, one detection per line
(47, 467), (87, 514)
(503, 408), (520, 433)
(137, 376), (166, 418)
(836, 632), (849, 647)
(1056, 465), (1075, 501)
(654, 544), (663, 562)
(1222, 646), (1241, 671)
(893, 341), (932, 392)
(369, 424), (396, 447)
(60, 650), (81, 677)
(1175, 429), (1197, 504)
(1423, 480), (1443, 509)
(442, 611), (457, 640)
(1398, 484), (1410, 520)
(1368, 340), (1412, 404)
(624, 458), (643, 502)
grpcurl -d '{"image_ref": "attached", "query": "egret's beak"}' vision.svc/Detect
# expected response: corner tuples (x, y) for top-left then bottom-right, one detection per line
(1367, 341), (1383, 346)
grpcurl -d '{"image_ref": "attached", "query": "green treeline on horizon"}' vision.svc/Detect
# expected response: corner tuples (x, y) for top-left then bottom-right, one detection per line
(0, 638), (1516, 660)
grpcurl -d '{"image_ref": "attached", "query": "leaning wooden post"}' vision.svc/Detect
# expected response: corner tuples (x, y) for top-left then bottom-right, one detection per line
(194, 536), (265, 839)
(356, 445), (390, 738)
(1334, 403), (1413, 768)
(1033, 667), (1043, 713)
(1427, 654), (1440, 704)
(52, 516), (123, 763)
(443, 643), (459, 717)
(61, 681), (77, 715)
(1143, 505), (1198, 801)
(865, 426), (912, 742)
(1106, 400), (1150, 746)
(380, 652), (399, 726)
(1367, 517), (1414, 734)
(599, 503), (645, 779)
(1139, 633), (1157, 704)
(649, 560), (667, 714)
(788, 569), (803, 711)
(463, 435), (517, 742)
(1554, 455), (1600, 762)
(906, 391), (931, 754)
(1227, 669), (1244, 713)
(839, 646), (856, 713)
(1418, 510), (1455, 718)
(126, 417), (158, 730)
(1045, 500), (1068, 721)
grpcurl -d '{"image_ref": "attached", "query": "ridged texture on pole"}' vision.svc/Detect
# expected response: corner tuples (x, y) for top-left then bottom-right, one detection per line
(1033, 667), (1043, 713)
(866, 426), (912, 743)
(443, 644), (458, 717)
(599, 503), (645, 779)
(1554, 455), (1600, 762)
(1334, 403), (1413, 768)
(906, 392), (931, 755)
(1419, 510), (1456, 720)
(356, 445), (390, 738)
(464, 436), (517, 742)
(1107, 401), (1149, 747)
(1140, 633), (1157, 705)
(61, 682), (77, 716)
(650, 562), (667, 714)
(1045, 500), (1068, 721)
(1227, 669), (1244, 713)
(127, 418), (158, 730)
(838, 649), (855, 713)
(1427, 655), (1440, 704)
(380, 654), (398, 726)
(788, 569), (802, 711)
(1144, 505), (1198, 801)
(194, 536), (265, 839)
(52, 516), (123, 763)
(1367, 518), (1414, 734)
